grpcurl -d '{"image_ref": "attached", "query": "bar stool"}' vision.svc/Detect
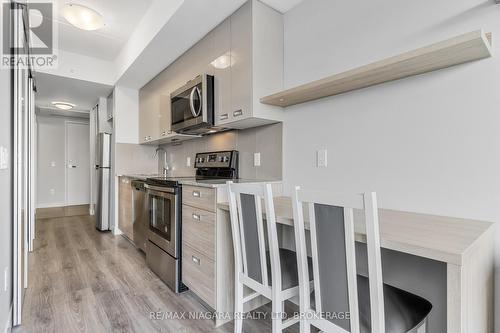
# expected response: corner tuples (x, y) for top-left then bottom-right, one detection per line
(291, 188), (432, 333)
(227, 182), (313, 333)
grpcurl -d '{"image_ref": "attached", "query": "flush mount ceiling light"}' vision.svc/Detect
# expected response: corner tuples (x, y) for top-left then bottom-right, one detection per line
(52, 101), (75, 110)
(211, 52), (231, 69)
(62, 3), (104, 31)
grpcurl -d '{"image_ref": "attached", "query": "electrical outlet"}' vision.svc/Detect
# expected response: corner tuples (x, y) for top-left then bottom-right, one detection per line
(50, 161), (56, 167)
(50, 189), (55, 195)
(4, 267), (8, 291)
(0, 146), (8, 170)
(317, 149), (328, 168)
(253, 153), (261, 167)
(186, 157), (191, 167)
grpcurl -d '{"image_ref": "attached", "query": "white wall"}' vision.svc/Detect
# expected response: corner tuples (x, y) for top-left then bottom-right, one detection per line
(282, 0), (500, 329)
(0, 67), (12, 331)
(114, 86), (139, 144)
(36, 115), (90, 208)
(36, 49), (116, 86)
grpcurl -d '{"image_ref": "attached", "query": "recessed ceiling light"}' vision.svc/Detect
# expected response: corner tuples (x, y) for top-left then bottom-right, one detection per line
(62, 4), (104, 31)
(52, 101), (75, 110)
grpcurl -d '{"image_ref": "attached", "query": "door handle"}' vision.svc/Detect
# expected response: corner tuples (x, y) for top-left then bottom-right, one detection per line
(68, 165), (77, 168)
(192, 213), (201, 221)
(192, 191), (201, 198)
(192, 255), (200, 265)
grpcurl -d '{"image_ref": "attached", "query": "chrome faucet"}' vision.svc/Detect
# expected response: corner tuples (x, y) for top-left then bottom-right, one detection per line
(154, 147), (169, 176)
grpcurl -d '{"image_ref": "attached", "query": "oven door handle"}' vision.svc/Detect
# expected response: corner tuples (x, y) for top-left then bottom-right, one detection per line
(144, 184), (176, 194)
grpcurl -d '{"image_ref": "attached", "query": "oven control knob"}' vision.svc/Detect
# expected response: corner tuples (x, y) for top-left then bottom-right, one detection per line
(219, 156), (224, 162)
(223, 156), (230, 162)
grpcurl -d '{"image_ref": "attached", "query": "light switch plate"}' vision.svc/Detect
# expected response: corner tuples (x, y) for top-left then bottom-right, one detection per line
(0, 146), (8, 170)
(254, 153), (261, 167)
(317, 149), (327, 168)
(186, 157), (191, 167)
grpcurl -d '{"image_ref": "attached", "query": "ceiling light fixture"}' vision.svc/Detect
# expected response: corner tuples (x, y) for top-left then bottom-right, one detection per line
(52, 101), (75, 110)
(211, 52), (231, 69)
(62, 4), (104, 31)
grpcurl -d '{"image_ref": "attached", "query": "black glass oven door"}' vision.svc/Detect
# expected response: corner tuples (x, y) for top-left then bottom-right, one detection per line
(150, 193), (171, 240)
(147, 188), (178, 258)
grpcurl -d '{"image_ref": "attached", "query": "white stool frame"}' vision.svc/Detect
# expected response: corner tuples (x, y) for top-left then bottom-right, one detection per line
(292, 188), (385, 333)
(227, 182), (300, 333)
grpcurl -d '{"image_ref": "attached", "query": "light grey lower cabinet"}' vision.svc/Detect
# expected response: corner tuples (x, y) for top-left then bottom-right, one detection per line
(181, 185), (269, 327)
(118, 177), (133, 240)
(181, 185), (228, 325)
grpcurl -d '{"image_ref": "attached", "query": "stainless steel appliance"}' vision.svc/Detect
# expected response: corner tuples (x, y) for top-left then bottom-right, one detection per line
(95, 133), (111, 231)
(170, 74), (214, 135)
(131, 180), (148, 252)
(145, 150), (239, 293)
(145, 180), (183, 293)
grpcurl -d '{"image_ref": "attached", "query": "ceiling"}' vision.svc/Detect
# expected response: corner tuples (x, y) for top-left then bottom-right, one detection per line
(35, 72), (113, 111)
(261, 0), (304, 12)
(48, 0), (154, 61)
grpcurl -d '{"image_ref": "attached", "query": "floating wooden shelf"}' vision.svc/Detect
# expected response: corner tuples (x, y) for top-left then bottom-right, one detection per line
(260, 30), (492, 107)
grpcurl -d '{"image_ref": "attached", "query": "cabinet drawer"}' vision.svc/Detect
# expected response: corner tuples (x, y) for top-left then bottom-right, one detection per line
(182, 186), (216, 212)
(182, 205), (215, 260)
(182, 243), (215, 308)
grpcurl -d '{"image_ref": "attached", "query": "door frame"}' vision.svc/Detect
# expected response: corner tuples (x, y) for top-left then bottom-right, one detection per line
(64, 120), (90, 207)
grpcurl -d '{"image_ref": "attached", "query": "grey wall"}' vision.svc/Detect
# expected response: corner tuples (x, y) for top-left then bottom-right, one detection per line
(36, 115), (89, 208)
(115, 143), (158, 175)
(159, 123), (282, 180)
(0, 68), (12, 328)
(281, 0), (500, 330)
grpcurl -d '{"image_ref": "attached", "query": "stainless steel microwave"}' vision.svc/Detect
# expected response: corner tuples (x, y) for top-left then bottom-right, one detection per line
(170, 74), (214, 134)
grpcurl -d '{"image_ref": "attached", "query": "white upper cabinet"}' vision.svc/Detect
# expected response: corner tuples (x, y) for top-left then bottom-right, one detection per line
(139, 86), (160, 144)
(211, 18), (232, 126)
(138, 0), (284, 144)
(226, 3), (252, 126)
(224, 0), (284, 129)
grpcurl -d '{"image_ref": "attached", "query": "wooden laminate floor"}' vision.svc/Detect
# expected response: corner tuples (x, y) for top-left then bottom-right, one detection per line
(15, 214), (298, 333)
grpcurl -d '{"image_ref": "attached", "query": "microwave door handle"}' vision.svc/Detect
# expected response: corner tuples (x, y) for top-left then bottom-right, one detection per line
(189, 86), (202, 117)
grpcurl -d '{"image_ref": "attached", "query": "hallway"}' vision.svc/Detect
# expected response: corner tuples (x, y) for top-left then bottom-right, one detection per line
(14, 212), (276, 333)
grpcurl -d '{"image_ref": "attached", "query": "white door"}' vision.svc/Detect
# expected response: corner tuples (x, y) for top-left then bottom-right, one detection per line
(66, 122), (90, 205)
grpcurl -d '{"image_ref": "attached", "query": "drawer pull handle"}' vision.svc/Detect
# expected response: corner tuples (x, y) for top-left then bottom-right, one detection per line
(192, 213), (201, 221)
(220, 113), (228, 120)
(192, 191), (201, 198)
(233, 110), (243, 117)
(192, 255), (200, 265)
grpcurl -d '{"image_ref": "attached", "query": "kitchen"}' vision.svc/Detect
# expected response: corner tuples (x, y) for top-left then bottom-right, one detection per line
(2, 0), (499, 332)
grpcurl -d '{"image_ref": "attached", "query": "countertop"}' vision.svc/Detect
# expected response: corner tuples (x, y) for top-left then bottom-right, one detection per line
(118, 174), (280, 188)
(217, 196), (495, 265)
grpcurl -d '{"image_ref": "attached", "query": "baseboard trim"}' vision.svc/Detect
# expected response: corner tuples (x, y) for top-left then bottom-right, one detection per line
(4, 304), (12, 333)
(36, 202), (66, 208)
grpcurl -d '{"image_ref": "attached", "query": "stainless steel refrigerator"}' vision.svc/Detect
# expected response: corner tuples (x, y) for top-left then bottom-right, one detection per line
(96, 133), (111, 231)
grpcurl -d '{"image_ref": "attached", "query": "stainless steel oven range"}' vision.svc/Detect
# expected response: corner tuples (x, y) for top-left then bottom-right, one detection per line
(144, 179), (184, 293)
(145, 150), (239, 293)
